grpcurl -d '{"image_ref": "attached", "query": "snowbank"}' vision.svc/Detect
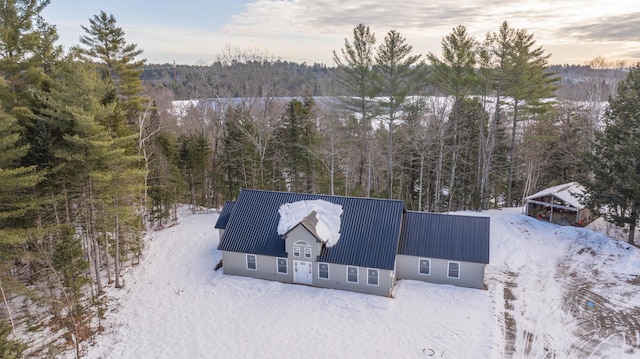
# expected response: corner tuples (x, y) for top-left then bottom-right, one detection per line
(277, 200), (343, 247)
(75, 206), (640, 359)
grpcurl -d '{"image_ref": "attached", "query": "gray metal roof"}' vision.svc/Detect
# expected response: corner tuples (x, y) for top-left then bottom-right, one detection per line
(214, 201), (235, 229)
(399, 211), (490, 264)
(217, 189), (405, 270)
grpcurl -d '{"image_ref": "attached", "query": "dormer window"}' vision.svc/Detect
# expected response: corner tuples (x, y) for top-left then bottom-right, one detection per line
(293, 240), (311, 259)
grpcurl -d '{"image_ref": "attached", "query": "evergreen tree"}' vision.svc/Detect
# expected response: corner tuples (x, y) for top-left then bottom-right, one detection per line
(427, 25), (478, 99)
(221, 106), (250, 199)
(0, 0), (53, 109)
(0, 0), (61, 170)
(177, 134), (212, 208)
(0, 320), (26, 359)
(275, 97), (318, 193)
(148, 131), (184, 226)
(0, 109), (41, 227)
(427, 25), (480, 211)
(0, 99), (40, 359)
(78, 11), (147, 130)
(584, 63), (640, 246)
(502, 25), (558, 205)
(333, 24), (378, 196)
(376, 29), (420, 199)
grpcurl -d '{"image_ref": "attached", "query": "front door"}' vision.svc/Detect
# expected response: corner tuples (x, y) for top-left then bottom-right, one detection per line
(294, 260), (312, 285)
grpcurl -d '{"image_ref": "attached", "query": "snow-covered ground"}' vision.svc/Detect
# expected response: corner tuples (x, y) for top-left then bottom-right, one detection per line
(75, 207), (640, 358)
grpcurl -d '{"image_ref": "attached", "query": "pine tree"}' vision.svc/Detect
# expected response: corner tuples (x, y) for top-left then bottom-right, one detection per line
(584, 63), (640, 246)
(376, 29), (421, 199)
(178, 134), (212, 208)
(0, 0), (53, 108)
(0, 110), (41, 225)
(0, 0), (62, 170)
(0, 320), (26, 359)
(333, 24), (378, 196)
(427, 25), (480, 211)
(427, 25), (478, 99)
(78, 11), (147, 130)
(0, 101), (40, 359)
(500, 23), (558, 205)
(148, 131), (184, 226)
(275, 97), (318, 193)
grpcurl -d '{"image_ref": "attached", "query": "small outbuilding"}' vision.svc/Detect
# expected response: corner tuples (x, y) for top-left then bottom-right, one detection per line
(524, 182), (595, 226)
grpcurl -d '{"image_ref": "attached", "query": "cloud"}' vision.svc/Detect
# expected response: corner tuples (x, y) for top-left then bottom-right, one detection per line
(221, 0), (491, 37)
(212, 0), (640, 65)
(220, 0), (639, 44)
(560, 13), (640, 42)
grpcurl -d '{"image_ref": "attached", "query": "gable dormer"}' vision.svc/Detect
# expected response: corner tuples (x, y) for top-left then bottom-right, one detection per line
(282, 211), (325, 261)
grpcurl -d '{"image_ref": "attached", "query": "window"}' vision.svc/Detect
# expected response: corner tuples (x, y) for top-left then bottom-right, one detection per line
(367, 269), (379, 286)
(347, 266), (358, 283)
(448, 261), (460, 278)
(246, 254), (257, 270)
(304, 247), (312, 259)
(419, 258), (431, 275)
(293, 246), (300, 257)
(277, 258), (287, 274)
(318, 263), (329, 279)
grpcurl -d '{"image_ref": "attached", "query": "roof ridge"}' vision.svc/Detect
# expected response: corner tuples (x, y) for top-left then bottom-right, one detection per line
(239, 188), (406, 204)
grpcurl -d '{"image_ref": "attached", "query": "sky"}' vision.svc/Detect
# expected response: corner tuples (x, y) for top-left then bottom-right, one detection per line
(41, 0), (640, 66)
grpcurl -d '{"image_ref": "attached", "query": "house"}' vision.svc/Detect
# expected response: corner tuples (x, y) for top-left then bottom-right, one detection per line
(524, 182), (595, 226)
(216, 189), (490, 297)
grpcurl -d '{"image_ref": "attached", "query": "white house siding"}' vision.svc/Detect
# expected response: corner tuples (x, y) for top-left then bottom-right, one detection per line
(395, 255), (485, 289)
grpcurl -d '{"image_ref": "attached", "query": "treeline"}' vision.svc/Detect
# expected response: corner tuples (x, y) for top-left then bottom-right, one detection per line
(142, 54), (625, 102)
(142, 56), (626, 103)
(167, 23), (624, 212)
(143, 58), (336, 99)
(0, 1), (633, 357)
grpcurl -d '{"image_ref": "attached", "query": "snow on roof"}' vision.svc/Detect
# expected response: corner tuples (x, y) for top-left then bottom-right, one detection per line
(525, 182), (586, 209)
(277, 199), (343, 247)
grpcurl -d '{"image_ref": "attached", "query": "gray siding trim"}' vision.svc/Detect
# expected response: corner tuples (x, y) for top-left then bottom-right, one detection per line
(314, 263), (393, 297)
(221, 251), (394, 296)
(223, 252), (294, 283)
(396, 254), (485, 289)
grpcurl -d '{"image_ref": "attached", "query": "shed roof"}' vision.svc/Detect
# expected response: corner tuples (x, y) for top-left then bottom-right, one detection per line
(214, 201), (235, 229)
(398, 211), (490, 264)
(217, 189), (405, 270)
(524, 182), (585, 210)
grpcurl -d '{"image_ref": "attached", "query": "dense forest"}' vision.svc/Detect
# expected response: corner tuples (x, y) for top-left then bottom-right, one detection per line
(1, 1), (639, 357)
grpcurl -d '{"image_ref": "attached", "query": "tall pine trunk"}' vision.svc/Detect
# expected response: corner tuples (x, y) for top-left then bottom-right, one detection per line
(506, 100), (519, 206)
(629, 203), (638, 246)
(482, 90), (501, 209)
(86, 178), (103, 294)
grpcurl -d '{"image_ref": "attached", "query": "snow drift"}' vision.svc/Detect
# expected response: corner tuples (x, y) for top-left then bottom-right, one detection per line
(277, 199), (343, 247)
